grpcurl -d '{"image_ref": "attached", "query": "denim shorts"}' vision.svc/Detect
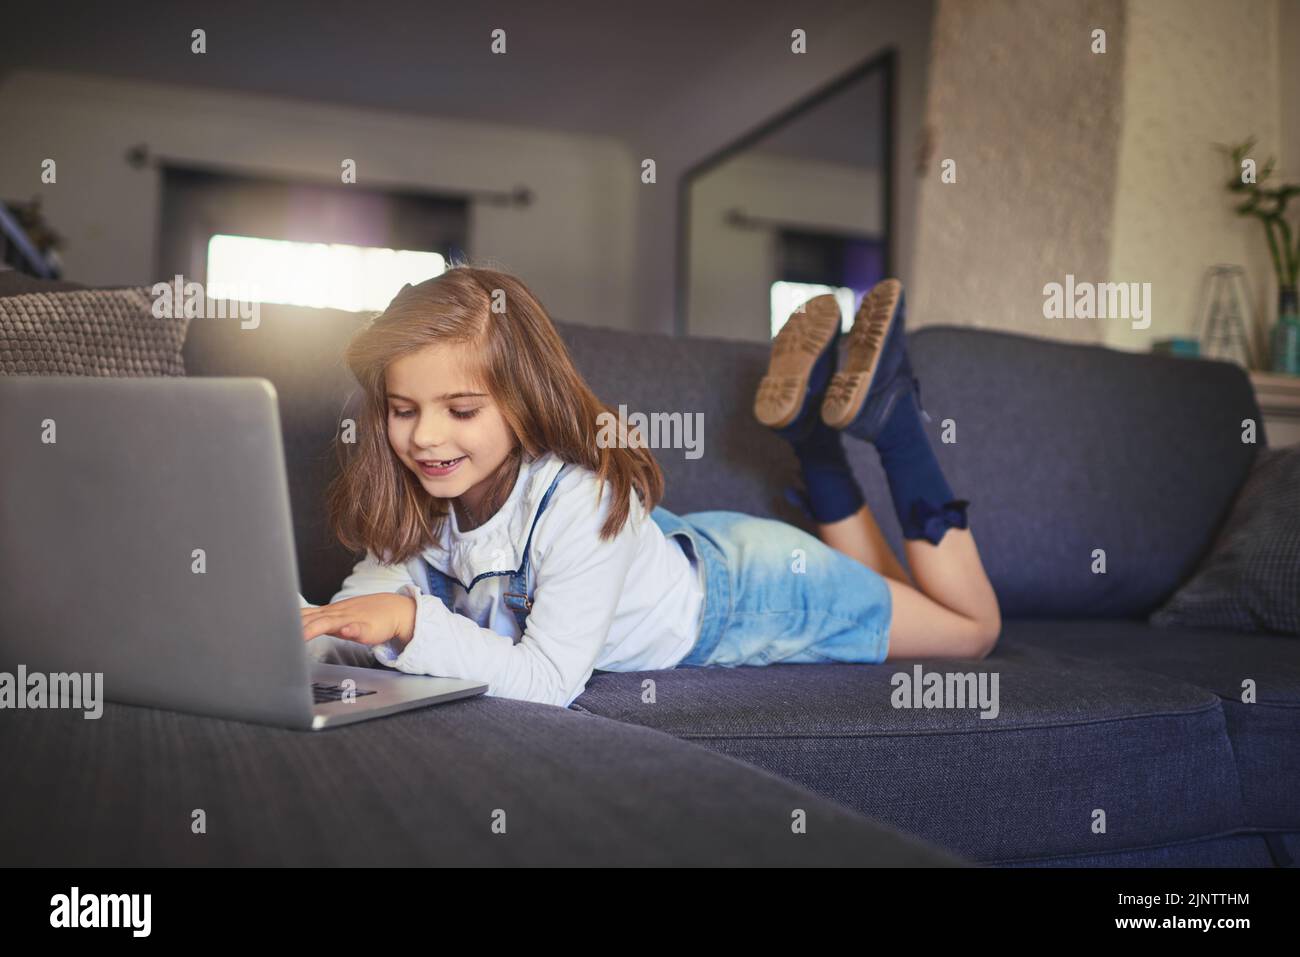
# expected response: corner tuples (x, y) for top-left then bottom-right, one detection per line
(650, 506), (893, 668)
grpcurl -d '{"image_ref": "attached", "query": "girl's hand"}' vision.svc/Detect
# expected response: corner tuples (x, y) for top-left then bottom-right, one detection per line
(300, 594), (418, 648)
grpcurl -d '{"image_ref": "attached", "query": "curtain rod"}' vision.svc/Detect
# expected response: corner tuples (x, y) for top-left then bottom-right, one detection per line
(123, 143), (532, 207)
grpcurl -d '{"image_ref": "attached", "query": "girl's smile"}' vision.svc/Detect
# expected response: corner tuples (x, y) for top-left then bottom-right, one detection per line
(417, 455), (466, 477)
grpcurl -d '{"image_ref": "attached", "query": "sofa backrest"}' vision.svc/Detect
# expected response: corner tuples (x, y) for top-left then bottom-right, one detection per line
(558, 322), (1264, 620)
(905, 326), (1261, 617)
(182, 305), (1262, 618)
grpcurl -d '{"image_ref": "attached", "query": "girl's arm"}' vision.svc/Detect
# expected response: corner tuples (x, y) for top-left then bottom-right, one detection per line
(330, 552), (420, 602)
(373, 478), (642, 708)
(296, 553), (418, 609)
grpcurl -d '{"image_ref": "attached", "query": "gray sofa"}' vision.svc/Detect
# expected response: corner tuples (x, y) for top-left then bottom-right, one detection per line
(6, 275), (1297, 867)
(179, 296), (1299, 867)
(0, 274), (962, 867)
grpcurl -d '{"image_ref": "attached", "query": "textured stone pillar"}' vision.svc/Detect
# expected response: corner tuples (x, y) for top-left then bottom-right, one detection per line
(910, 0), (1127, 344)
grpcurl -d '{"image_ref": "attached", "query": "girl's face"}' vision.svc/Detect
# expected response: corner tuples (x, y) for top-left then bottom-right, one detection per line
(385, 343), (516, 519)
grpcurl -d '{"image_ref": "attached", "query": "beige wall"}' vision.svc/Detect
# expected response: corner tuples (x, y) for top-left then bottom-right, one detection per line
(0, 70), (638, 330)
(910, 0), (1127, 345)
(911, 0), (1296, 365)
(1107, 0), (1283, 359)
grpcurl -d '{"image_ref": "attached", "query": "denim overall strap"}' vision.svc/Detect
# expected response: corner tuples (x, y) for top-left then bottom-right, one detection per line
(423, 554), (457, 608)
(502, 463), (570, 635)
(418, 462), (569, 641)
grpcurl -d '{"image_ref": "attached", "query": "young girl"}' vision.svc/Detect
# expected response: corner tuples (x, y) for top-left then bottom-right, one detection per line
(300, 266), (1001, 708)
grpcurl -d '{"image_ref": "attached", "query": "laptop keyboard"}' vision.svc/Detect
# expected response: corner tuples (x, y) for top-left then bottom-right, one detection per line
(311, 681), (379, 704)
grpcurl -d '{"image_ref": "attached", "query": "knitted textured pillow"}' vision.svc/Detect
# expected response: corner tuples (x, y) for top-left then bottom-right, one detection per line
(1149, 445), (1300, 636)
(0, 287), (188, 376)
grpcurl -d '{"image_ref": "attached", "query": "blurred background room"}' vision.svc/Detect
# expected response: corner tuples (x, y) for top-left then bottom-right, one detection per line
(2, 0), (1298, 437)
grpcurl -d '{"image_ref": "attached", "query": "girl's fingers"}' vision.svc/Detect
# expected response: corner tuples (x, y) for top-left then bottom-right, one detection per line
(299, 599), (395, 645)
(299, 599), (354, 620)
(301, 614), (360, 643)
(300, 605), (359, 632)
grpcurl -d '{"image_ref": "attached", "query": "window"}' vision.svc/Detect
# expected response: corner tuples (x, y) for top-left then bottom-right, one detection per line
(157, 165), (468, 312)
(770, 281), (858, 338)
(206, 235), (446, 312)
(770, 228), (886, 336)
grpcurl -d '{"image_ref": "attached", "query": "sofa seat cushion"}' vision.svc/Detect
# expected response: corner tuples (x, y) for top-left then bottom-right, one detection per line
(0, 696), (962, 866)
(1002, 618), (1300, 829)
(573, 632), (1244, 863)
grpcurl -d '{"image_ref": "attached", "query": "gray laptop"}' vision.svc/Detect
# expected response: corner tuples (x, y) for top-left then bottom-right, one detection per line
(0, 375), (486, 730)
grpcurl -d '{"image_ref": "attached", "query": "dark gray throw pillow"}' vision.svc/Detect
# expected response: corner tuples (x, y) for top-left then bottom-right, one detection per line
(1150, 445), (1299, 635)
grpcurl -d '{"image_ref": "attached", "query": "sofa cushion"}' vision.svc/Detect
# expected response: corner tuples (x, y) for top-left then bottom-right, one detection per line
(0, 286), (188, 376)
(572, 629), (1244, 863)
(556, 319), (812, 527)
(904, 328), (1261, 618)
(1000, 832), (1282, 867)
(1000, 618), (1300, 829)
(0, 694), (963, 866)
(1150, 445), (1300, 636)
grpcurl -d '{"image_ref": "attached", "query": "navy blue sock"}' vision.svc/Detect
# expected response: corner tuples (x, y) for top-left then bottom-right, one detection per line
(873, 387), (969, 544)
(779, 414), (865, 524)
(768, 329), (864, 524)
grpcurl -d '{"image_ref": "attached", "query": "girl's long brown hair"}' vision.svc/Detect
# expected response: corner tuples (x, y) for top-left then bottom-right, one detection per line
(325, 262), (664, 566)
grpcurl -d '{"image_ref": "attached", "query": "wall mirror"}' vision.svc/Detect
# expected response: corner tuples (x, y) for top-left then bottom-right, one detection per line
(678, 51), (894, 341)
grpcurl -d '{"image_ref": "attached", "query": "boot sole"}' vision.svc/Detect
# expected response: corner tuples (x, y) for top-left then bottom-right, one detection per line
(820, 278), (903, 430)
(753, 295), (842, 429)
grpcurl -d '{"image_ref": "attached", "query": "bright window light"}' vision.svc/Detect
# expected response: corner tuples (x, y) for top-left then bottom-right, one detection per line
(770, 281), (860, 338)
(206, 235), (447, 313)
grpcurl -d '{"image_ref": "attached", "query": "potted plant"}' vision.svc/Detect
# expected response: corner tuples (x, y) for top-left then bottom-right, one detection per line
(1219, 137), (1300, 374)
